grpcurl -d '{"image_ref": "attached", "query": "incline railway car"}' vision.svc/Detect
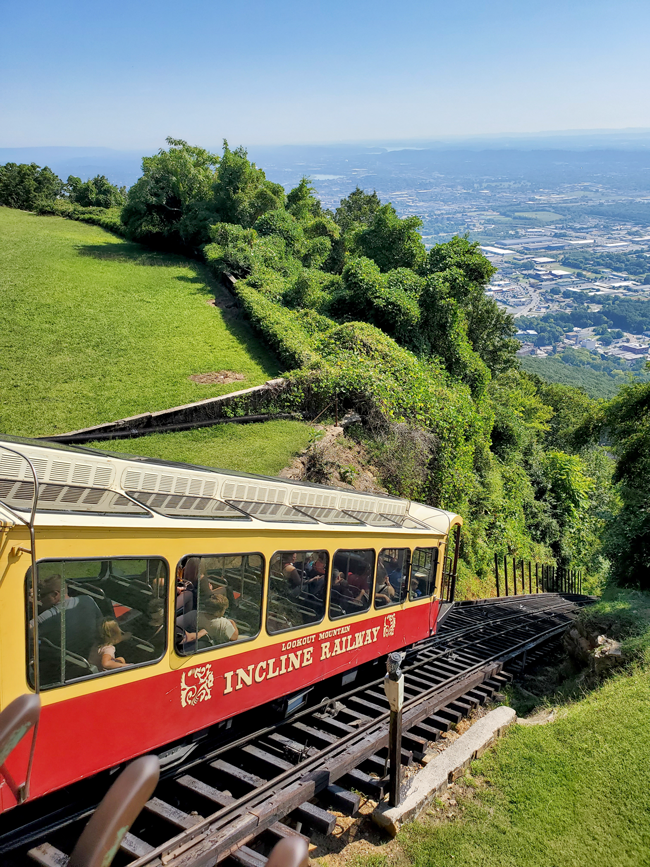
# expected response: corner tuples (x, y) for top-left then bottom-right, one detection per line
(0, 435), (461, 816)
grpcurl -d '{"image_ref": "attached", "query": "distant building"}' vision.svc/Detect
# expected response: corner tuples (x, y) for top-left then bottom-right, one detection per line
(481, 246), (511, 255)
(516, 343), (536, 357)
(619, 343), (649, 355)
(579, 339), (597, 350)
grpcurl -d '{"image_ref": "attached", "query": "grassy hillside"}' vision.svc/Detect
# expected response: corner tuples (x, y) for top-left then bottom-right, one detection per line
(87, 422), (314, 477)
(352, 590), (650, 867)
(397, 664), (650, 866)
(520, 355), (625, 399)
(0, 207), (279, 436)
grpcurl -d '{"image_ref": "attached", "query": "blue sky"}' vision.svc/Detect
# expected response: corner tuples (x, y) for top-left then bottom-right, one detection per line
(1, 0), (650, 148)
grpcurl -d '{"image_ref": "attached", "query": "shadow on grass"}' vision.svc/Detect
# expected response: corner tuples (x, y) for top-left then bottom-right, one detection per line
(74, 242), (282, 376)
(75, 242), (191, 269)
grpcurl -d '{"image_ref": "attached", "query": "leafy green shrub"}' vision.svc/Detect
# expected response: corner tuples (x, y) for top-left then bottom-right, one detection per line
(284, 269), (333, 311)
(355, 204), (427, 272)
(254, 208), (305, 254)
(36, 200), (128, 237)
(233, 280), (320, 369)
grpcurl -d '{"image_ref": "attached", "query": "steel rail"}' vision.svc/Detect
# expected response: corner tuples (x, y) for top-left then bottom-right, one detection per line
(127, 598), (584, 867)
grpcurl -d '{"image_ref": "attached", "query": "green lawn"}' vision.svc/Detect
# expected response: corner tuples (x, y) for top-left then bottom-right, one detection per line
(395, 664), (650, 867)
(0, 208), (279, 436)
(86, 421), (314, 477)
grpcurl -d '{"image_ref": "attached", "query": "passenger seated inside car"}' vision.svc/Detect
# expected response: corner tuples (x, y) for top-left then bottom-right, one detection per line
(381, 556), (403, 595)
(134, 599), (166, 654)
(37, 575), (103, 660)
(174, 608), (208, 654)
(347, 562), (372, 603)
(375, 570), (396, 606)
(38, 573), (62, 613)
(282, 553), (302, 591)
(89, 618), (130, 671)
(303, 556), (327, 598)
(199, 594), (239, 645)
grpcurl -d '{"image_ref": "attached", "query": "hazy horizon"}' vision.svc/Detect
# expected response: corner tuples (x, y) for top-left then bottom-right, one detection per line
(2, 1), (650, 149)
(2, 126), (650, 156)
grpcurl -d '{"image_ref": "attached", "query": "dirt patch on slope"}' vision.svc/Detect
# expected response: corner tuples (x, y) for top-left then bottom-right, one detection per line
(279, 425), (387, 493)
(189, 371), (246, 385)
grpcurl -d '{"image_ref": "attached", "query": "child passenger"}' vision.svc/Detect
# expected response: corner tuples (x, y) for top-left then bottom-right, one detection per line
(200, 594), (239, 645)
(90, 618), (129, 671)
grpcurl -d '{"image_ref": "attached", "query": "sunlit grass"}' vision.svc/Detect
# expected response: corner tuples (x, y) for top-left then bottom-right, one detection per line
(0, 207), (279, 436)
(355, 589), (650, 867)
(86, 421), (314, 477)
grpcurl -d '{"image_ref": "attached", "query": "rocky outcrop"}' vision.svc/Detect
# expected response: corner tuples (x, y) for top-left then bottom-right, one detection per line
(564, 619), (625, 674)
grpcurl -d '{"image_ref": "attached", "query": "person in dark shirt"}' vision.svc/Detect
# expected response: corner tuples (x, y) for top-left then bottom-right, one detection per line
(35, 576), (103, 683)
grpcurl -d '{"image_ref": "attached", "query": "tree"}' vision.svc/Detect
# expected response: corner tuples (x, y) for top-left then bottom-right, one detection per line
(602, 377), (650, 588)
(212, 141), (285, 228)
(425, 235), (495, 285)
(254, 209), (305, 255)
(355, 204), (426, 273)
(419, 272), (491, 395)
(66, 174), (126, 208)
(334, 186), (381, 233)
(286, 177), (321, 221)
(424, 238), (517, 375)
(0, 162), (63, 210)
(121, 137), (220, 248)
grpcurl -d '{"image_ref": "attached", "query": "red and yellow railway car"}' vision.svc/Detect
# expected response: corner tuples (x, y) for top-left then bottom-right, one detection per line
(0, 435), (461, 815)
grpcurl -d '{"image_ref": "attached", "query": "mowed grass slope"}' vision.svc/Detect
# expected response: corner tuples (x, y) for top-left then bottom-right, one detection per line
(387, 657), (650, 867)
(0, 208), (279, 436)
(88, 422), (314, 477)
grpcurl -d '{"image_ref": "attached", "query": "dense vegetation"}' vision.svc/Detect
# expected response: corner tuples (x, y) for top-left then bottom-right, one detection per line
(4, 140), (649, 592)
(517, 298), (650, 342)
(94, 138), (620, 593)
(560, 247), (650, 280)
(520, 356), (628, 400)
(597, 380), (650, 588)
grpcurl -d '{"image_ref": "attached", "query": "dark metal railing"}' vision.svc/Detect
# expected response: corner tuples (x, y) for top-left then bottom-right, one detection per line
(493, 553), (583, 597)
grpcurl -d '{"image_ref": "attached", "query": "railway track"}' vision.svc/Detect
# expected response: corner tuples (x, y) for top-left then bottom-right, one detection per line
(9, 593), (591, 867)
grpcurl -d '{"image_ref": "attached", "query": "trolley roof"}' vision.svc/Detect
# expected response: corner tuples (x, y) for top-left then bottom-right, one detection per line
(0, 435), (460, 536)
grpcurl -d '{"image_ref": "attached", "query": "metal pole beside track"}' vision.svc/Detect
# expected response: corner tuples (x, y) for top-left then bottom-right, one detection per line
(521, 559), (525, 594)
(528, 561), (532, 594)
(494, 552), (500, 597)
(384, 652), (405, 807)
(504, 555), (509, 597)
(513, 557), (517, 595)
